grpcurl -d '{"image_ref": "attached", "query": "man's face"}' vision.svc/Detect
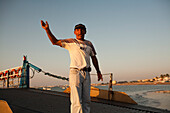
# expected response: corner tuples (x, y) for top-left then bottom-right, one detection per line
(74, 28), (86, 40)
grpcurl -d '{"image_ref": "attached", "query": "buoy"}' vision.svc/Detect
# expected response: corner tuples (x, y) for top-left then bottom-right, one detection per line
(0, 72), (4, 80)
(4, 71), (9, 79)
(16, 67), (22, 77)
(10, 69), (17, 78)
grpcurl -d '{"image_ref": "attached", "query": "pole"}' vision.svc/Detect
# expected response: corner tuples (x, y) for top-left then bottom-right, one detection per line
(7, 71), (9, 88)
(26, 61), (30, 88)
(19, 56), (29, 88)
(108, 73), (113, 100)
(108, 73), (113, 91)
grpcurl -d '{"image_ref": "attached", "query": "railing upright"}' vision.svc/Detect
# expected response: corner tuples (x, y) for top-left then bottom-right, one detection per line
(19, 56), (30, 88)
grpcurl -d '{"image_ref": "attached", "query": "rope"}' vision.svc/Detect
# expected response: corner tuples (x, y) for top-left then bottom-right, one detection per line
(28, 62), (111, 81)
(27, 63), (69, 81)
(91, 73), (112, 75)
(30, 67), (35, 79)
(41, 70), (69, 81)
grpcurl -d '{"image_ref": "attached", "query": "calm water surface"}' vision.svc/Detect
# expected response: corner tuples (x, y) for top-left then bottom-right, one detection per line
(95, 85), (170, 110)
(46, 85), (170, 110)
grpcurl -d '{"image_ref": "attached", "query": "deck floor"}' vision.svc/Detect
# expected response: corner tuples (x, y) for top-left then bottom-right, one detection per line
(0, 88), (169, 113)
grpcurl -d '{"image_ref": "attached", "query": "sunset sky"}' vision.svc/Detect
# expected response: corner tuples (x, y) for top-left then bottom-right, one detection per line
(0, 0), (170, 86)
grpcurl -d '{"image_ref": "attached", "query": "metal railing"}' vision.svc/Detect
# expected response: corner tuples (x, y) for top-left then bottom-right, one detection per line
(0, 56), (114, 91)
(0, 56), (29, 88)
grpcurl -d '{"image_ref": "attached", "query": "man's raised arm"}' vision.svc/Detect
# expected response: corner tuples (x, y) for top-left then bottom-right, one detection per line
(41, 20), (62, 46)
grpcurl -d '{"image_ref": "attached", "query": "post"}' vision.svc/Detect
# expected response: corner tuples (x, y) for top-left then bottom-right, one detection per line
(26, 61), (30, 88)
(108, 73), (113, 91)
(6, 71), (9, 88)
(3, 79), (5, 88)
(108, 73), (113, 100)
(19, 56), (30, 88)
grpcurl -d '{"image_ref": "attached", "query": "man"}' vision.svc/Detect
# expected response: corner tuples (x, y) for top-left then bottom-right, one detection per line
(41, 20), (103, 113)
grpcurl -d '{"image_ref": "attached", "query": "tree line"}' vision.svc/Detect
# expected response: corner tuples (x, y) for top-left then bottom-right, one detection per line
(159, 74), (169, 78)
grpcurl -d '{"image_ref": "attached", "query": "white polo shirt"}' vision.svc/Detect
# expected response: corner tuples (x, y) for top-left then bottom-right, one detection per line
(61, 38), (96, 69)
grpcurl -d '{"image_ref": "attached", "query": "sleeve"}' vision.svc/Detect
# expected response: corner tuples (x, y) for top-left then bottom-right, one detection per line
(60, 39), (72, 50)
(89, 42), (97, 56)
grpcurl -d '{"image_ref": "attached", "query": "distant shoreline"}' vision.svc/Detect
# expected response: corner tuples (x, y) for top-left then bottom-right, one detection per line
(115, 82), (170, 86)
(92, 82), (170, 86)
(155, 90), (170, 94)
(34, 82), (170, 88)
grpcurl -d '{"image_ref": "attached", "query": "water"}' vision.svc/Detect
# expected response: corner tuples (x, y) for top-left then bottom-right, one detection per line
(95, 85), (170, 110)
(95, 85), (170, 95)
(42, 85), (170, 111)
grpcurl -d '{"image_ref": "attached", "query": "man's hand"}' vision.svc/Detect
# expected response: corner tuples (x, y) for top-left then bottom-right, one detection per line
(41, 20), (49, 30)
(97, 72), (103, 81)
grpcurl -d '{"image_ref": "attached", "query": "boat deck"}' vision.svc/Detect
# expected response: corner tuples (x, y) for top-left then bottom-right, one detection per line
(0, 88), (169, 113)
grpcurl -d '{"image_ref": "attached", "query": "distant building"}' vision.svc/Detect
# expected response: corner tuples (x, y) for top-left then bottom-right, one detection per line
(137, 80), (142, 82)
(163, 77), (169, 82)
(117, 81), (128, 84)
(142, 79), (150, 82)
(130, 80), (138, 83)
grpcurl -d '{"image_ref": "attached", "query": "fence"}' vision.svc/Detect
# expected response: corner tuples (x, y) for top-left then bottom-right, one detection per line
(0, 56), (113, 91)
(0, 56), (29, 88)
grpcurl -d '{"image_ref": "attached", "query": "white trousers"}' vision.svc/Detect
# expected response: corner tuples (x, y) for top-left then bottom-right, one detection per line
(69, 69), (91, 113)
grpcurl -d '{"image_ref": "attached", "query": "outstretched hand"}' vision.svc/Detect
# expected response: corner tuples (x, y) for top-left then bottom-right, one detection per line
(97, 72), (103, 81)
(41, 20), (49, 30)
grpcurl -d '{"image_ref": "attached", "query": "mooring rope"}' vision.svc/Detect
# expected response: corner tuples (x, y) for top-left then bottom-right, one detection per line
(30, 67), (35, 79)
(41, 70), (69, 81)
(91, 73), (112, 75)
(27, 62), (69, 81)
(26, 62), (111, 82)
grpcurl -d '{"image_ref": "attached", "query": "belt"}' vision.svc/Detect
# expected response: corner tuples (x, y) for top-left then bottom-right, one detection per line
(70, 67), (91, 72)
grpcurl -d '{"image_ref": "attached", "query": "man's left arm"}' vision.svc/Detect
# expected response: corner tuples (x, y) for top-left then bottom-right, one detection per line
(91, 55), (103, 81)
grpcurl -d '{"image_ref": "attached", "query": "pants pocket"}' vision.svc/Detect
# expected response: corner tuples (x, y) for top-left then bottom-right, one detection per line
(69, 69), (79, 86)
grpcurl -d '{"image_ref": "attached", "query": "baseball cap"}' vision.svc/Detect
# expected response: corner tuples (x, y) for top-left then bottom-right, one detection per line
(74, 24), (86, 32)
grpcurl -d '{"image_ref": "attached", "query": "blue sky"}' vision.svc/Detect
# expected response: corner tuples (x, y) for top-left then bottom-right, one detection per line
(0, 0), (170, 86)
